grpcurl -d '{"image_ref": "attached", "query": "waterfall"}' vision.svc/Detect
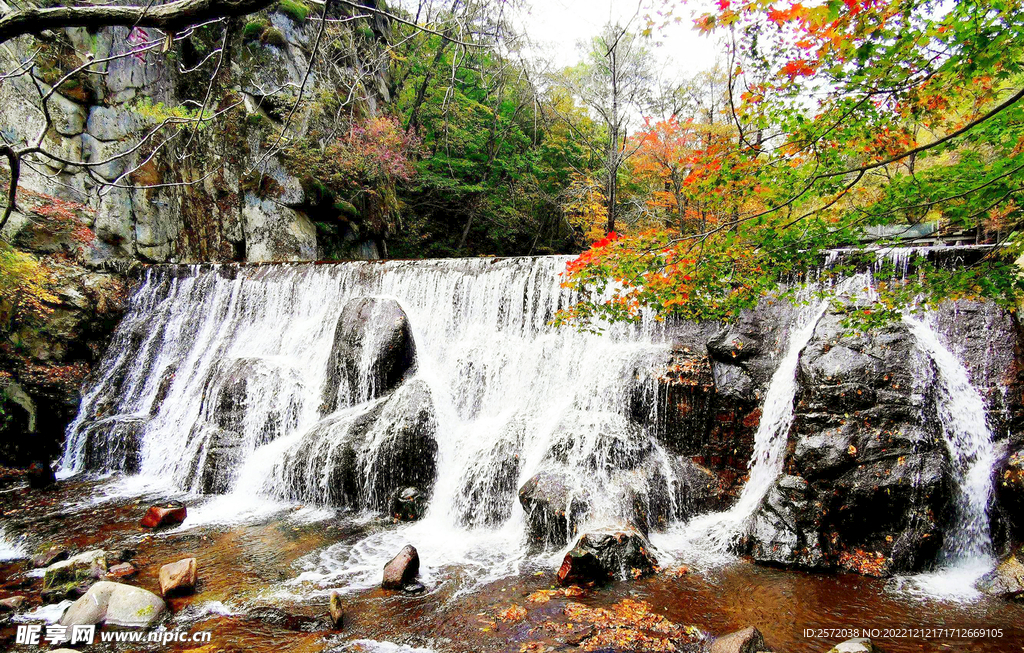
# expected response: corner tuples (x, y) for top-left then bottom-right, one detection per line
(60, 257), (682, 585)
(897, 315), (997, 599)
(652, 295), (834, 559)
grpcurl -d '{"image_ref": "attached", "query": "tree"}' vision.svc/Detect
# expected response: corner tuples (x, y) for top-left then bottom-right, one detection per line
(559, 0), (1024, 328)
(557, 23), (653, 234)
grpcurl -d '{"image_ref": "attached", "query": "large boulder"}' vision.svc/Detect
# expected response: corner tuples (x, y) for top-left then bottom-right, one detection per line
(43, 550), (107, 590)
(519, 470), (589, 548)
(59, 581), (166, 628)
(390, 487), (428, 522)
(322, 297), (416, 414)
(996, 445), (1024, 540)
(556, 527), (658, 585)
(744, 311), (951, 575)
(978, 547), (1024, 600)
(278, 379), (437, 510)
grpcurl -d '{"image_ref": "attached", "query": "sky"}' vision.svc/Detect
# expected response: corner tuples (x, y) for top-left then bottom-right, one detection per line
(510, 0), (722, 77)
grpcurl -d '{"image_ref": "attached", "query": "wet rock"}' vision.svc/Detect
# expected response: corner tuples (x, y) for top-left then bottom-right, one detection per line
(382, 545), (420, 590)
(519, 470), (589, 548)
(280, 379), (438, 510)
(646, 350), (715, 457)
(43, 550), (107, 590)
(246, 606), (332, 632)
(996, 446), (1024, 539)
(26, 460), (56, 489)
(709, 626), (767, 653)
(140, 501), (187, 528)
(329, 590), (344, 629)
(557, 527), (658, 585)
(106, 562), (137, 579)
(158, 558), (197, 597)
(828, 638), (877, 653)
(81, 416), (145, 473)
(708, 328), (762, 363)
(322, 296), (416, 413)
(0, 596), (26, 612)
(547, 411), (652, 471)
(106, 548), (136, 564)
(978, 547), (1024, 600)
(666, 455), (727, 520)
(32, 545), (69, 568)
(59, 581), (166, 628)
(712, 362), (755, 401)
(748, 475), (827, 569)
(196, 427), (244, 494)
(390, 486), (428, 521)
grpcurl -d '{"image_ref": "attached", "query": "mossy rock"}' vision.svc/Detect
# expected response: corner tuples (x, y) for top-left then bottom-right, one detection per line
(277, 0), (310, 22)
(261, 27), (288, 48)
(242, 19), (269, 42)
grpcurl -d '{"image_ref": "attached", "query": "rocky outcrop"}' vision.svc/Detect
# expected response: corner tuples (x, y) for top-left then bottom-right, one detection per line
(745, 312), (949, 574)
(279, 378), (437, 510)
(322, 297), (417, 413)
(59, 581), (166, 628)
(556, 528), (658, 585)
(43, 549), (107, 590)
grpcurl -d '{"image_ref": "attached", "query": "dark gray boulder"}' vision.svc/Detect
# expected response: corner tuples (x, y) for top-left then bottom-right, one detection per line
(519, 470), (589, 548)
(978, 547), (1024, 600)
(707, 328), (762, 363)
(390, 487), (428, 521)
(280, 379), (437, 510)
(556, 527), (658, 585)
(322, 297), (416, 414)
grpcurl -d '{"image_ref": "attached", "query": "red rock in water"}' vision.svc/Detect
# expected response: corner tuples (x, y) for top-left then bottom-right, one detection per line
(382, 545), (419, 590)
(105, 562), (137, 579)
(140, 502), (186, 528)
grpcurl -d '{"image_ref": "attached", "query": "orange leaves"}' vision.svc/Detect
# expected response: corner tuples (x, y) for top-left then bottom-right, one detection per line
(498, 604), (528, 622)
(838, 549), (888, 576)
(780, 59), (817, 79)
(767, 2), (806, 26)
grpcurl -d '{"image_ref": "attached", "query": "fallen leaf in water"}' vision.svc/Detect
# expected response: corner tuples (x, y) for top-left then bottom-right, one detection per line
(499, 604), (527, 622)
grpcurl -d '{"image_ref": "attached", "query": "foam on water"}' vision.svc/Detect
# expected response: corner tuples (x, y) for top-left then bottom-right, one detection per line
(0, 525), (27, 561)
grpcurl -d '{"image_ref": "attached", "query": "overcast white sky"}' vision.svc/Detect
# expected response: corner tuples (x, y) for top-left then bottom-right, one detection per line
(510, 0), (722, 77)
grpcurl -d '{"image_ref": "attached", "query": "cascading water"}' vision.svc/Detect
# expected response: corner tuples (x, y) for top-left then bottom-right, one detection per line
(895, 315), (998, 600)
(651, 292), (837, 559)
(59, 252), (1005, 599)
(0, 526), (26, 562)
(60, 257), (687, 587)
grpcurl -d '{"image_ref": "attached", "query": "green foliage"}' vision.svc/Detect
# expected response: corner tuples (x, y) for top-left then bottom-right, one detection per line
(277, 0), (310, 23)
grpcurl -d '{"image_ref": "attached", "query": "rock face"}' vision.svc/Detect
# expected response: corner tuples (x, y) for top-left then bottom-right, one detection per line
(382, 545), (420, 590)
(27, 460), (57, 489)
(709, 627), (768, 653)
(159, 558), (197, 597)
(322, 297), (417, 413)
(745, 312), (950, 574)
(59, 581), (166, 628)
(557, 528), (658, 585)
(140, 502), (187, 528)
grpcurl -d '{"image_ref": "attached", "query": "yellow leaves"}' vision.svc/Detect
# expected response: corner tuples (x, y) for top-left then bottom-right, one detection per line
(847, 444), (857, 456)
